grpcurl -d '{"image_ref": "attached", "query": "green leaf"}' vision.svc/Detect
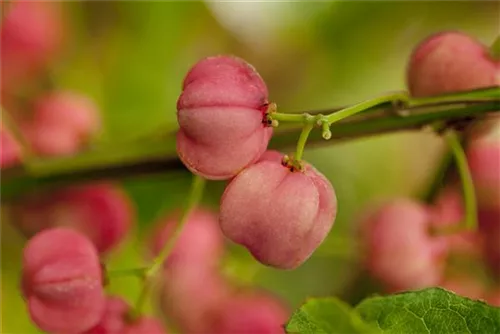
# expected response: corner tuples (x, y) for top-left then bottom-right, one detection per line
(285, 297), (380, 334)
(356, 288), (500, 334)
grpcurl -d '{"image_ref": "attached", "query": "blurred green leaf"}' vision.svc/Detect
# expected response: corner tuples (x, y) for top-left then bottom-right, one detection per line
(286, 297), (379, 334)
(356, 288), (500, 334)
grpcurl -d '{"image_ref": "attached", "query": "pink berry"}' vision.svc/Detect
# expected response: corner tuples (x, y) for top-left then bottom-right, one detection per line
(0, 125), (21, 168)
(12, 182), (134, 254)
(360, 199), (448, 292)
(84, 297), (129, 334)
(150, 208), (225, 271)
(208, 291), (289, 334)
(160, 268), (230, 334)
(467, 139), (500, 210)
(24, 91), (101, 156)
(22, 228), (105, 334)
(407, 31), (499, 97)
(176, 55), (273, 180)
(219, 150), (337, 269)
(85, 296), (167, 334)
(0, 1), (63, 93)
(432, 187), (483, 256)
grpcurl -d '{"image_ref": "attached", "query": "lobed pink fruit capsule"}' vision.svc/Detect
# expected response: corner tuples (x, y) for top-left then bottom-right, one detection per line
(23, 91), (101, 156)
(176, 55), (273, 180)
(22, 228), (105, 334)
(0, 1), (63, 92)
(0, 125), (21, 168)
(85, 296), (167, 334)
(219, 150), (337, 269)
(467, 139), (500, 210)
(150, 208), (225, 271)
(12, 182), (134, 254)
(407, 31), (500, 97)
(360, 199), (448, 292)
(207, 291), (289, 334)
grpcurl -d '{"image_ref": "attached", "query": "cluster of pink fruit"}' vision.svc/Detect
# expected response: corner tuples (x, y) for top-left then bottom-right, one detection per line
(2, 1), (499, 332)
(1, 3), (292, 333)
(176, 55), (338, 270)
(19, 208), (290, 334)
(151, 209), (289, 333)
(360, 31), (500, 306)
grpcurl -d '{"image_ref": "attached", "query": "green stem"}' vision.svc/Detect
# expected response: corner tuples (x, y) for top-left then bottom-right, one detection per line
(294, 121), (314, 161)
(445, 130), (477, 231)
(107, 267), (148, 278)
(422, 149), (454, 203)
(131, 174), (206, 317)
(2, 87), (499, 202)
(270, 112), (304, 123)
(490, 35), (500, 60)
(327, 91), (409, 125)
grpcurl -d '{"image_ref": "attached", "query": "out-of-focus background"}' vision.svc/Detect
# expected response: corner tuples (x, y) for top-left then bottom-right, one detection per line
(1, 1), (498, 333)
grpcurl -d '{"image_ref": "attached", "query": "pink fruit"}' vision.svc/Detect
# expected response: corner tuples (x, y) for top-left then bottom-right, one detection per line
(84, 297), (129, 334)
(431, 187), (483, 256)
(150, 208), (225, 271)
(360, 199), (448, 292)
(208, 291), (289, 334)
(12, 182), (134, 254)
(22, 228), (105, 334)
(219, 150), (337, 269)
(407, 31), (500, 97)
(0, 125), (21, 168)
(176, 55), (273, 180)
(467, 139), (500, 210)
(160, 268), (230, 334)
(85, 296), (167, 334)
(24, 91), (101, 156)
(1, 1), (63, 92)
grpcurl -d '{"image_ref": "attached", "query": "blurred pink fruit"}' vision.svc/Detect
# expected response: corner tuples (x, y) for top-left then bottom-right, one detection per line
(360, 199), (448, 292)
(24, 91), (101, 156)
(12, 182), (134, 254)
(407, 31), (500, 97)
(1, 1), (63, 93)
(150, 208), (225, 272)
(432, 187), (483, 256)
(220, 150), (337, 269)
(176, 55), (273, 180)
(22, 228), (105, 334)
(467, 139), (500, 210)
(160, 268), (230, 334)
(0, 125), (21, 168)
(207, 291), (289, 334)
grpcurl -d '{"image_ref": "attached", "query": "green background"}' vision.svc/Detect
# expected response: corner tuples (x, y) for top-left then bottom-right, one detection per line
(1, 1), (498, 333)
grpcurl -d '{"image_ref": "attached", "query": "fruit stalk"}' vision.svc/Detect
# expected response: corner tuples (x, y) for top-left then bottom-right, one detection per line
(2, 87), (499, 201)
